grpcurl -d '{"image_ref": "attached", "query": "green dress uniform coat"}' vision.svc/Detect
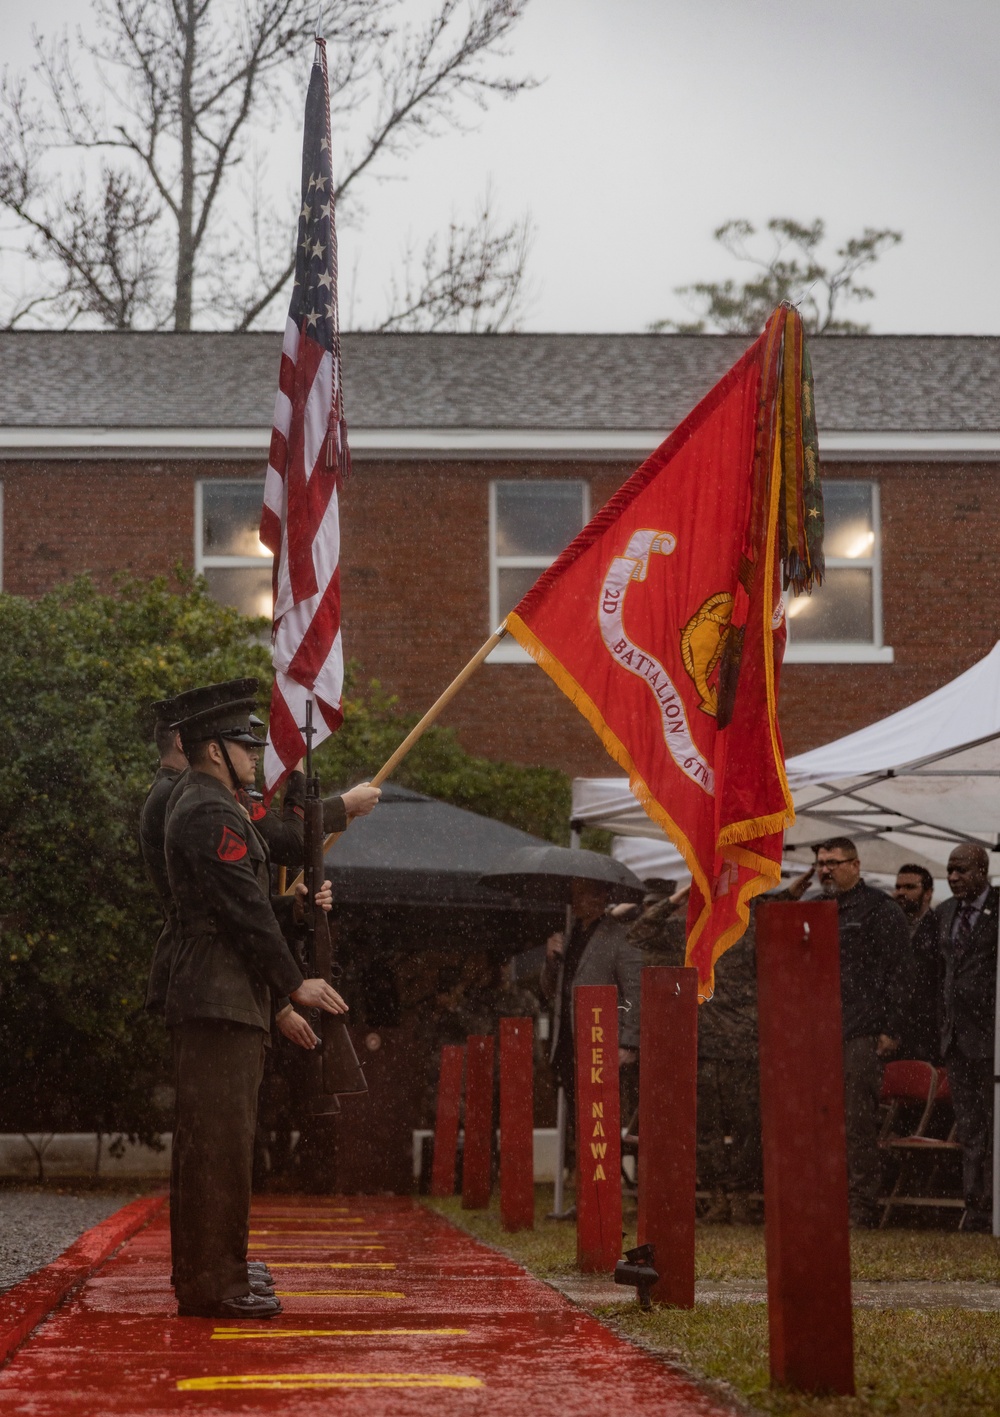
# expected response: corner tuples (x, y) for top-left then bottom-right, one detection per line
(164, 772), (305, 1027)
(142, 766), (341, 1013)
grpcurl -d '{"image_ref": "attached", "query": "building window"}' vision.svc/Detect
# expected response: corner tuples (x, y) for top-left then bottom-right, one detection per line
(195, 480), (272, 620)
(785, 480), (893, 663)
(489, 479), (588, 661)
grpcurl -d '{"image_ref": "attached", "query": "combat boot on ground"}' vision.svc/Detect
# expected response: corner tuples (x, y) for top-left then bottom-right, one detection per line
(698, 1190), (730, 1224)
(727, 1192), (758, 1225)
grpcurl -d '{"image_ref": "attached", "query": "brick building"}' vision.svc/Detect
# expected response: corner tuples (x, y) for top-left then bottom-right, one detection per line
(1, 331), (998, 771)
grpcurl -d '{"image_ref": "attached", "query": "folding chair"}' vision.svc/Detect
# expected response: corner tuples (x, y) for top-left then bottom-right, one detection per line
(878, 1059), (937, 1142)
(879, 1060), (962, 1227)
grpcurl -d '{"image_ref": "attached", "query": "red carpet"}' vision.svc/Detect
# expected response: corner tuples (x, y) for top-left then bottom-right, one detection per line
(0, 1195), (731, 1415)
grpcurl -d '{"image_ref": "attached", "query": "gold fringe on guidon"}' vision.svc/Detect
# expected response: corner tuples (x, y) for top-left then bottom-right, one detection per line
(504, 609), (713, 911)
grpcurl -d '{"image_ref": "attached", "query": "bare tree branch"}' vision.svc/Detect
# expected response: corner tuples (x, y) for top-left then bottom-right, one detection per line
(0, 0), (536, 331)
(373, 188), (532, 332)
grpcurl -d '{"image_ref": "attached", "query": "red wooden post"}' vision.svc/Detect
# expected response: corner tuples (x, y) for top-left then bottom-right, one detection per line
(574, 984), (622, 1272)
(461, 1035), (495, 1210)
(430, 1045), (464, 1197)
(756, 900), (854, 1396)
(499, 1016), (535, 1231)
(637, 965), (697, 1307)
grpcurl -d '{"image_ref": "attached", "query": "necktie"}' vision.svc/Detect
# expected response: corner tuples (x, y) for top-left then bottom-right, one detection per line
(954, 902), (974, 957)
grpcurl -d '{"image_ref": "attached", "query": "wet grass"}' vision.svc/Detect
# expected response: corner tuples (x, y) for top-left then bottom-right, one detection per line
(604, 1303), (1000, 1417)
(425, 1187), (1000, 1416)
(426, 1186), (1000, 1283)
(425, 1188), (637, 1276)
(698, 1225), (1000, 1284)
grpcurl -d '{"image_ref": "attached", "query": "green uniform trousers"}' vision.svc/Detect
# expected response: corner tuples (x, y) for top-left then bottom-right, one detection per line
(171, 1019), (265, 1307)
(842, 1033), (882, 1226)
(697, 1058), (763, 1195)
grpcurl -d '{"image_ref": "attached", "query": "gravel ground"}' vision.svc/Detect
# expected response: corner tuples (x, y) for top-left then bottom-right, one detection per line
(0, 1189), (135, 1294)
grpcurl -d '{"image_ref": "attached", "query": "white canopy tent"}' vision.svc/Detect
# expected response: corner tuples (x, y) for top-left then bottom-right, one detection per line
(572, 641), (1000, 884)
(572, 643), (1000, 1233)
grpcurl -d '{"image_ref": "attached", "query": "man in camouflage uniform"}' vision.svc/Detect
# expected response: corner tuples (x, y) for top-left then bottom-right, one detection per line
(696, 910), (762, 1224)
(542, 880), (645, 1145)
(627, 883), (761, 1223)
(164, 681), (347, 1319)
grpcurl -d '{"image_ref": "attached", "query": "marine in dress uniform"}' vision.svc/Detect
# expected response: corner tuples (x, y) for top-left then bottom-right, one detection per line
(141, 683), (375, 1014)
(164, 680), (348, 1319)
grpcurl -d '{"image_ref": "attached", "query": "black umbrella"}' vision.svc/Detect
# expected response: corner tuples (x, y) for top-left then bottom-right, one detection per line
(478, 844), (645, 905)
(324, 784), (564, 910)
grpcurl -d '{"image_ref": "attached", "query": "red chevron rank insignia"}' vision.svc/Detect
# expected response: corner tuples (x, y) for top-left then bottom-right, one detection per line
(217, 825), (248, 862)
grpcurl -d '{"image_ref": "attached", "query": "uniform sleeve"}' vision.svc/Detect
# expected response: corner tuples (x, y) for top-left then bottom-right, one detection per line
(614, 927), (644, 1049)
(322, 794), (348, 835)
(248, 775), (306, 869)
(539, 948), (561, 1002)
(181, 799), (304, 998)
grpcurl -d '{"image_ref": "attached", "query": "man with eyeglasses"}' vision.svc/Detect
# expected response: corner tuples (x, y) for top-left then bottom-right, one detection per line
(814, 836), (910, 1228)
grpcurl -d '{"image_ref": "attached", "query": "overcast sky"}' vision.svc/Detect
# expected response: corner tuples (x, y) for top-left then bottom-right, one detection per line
(4, 0), (998, 333)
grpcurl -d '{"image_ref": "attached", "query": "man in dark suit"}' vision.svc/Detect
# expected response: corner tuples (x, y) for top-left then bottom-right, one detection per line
(936, 843), (999, 1232)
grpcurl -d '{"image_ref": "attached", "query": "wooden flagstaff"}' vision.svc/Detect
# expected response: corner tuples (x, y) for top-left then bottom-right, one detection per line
(285, 625), (507, 891)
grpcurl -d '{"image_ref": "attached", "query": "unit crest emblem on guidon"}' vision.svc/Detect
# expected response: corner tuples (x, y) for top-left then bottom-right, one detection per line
(597, 528), (716, 797)
(680, 592), (734, 719)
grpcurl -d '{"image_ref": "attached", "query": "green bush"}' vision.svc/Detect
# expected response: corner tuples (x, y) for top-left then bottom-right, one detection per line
(0, 574), (569, 1138)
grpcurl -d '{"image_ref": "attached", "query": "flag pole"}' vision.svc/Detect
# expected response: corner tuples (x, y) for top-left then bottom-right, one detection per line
(367, 625), (508, 792)
(285, 625), (507, 890)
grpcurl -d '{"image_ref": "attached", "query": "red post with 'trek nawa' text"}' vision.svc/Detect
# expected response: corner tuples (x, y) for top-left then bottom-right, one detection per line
(574, 984), (622, 1272)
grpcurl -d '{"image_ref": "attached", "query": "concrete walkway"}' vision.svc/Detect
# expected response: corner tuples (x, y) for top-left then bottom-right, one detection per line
(0, 1195), (735, 1416)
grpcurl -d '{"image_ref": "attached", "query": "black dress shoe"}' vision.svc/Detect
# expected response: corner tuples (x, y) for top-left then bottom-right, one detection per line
(178, 1293), (283, 1320)
(249, 1279), (276, 1297)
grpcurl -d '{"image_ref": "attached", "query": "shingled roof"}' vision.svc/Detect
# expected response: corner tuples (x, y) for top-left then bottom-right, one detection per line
(0, 330), (998, 434)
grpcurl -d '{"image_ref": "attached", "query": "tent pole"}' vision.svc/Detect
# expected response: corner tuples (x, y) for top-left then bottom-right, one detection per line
(993, 929), (1000, 1237)
(547, 825), (582, 1218)
(284, 626), (507, 891)
(551, 1086), (567, 1217)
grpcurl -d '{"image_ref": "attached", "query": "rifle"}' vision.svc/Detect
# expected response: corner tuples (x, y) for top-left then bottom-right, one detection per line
(302, 699), (367, 1111)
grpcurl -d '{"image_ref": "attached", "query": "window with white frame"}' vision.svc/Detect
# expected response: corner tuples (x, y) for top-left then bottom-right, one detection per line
(195, 480), (273, 620)
(489, 479), (588, 659)
(785, 480), (892, 663)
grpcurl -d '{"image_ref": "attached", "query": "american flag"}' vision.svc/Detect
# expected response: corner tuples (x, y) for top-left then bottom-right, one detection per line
(260, 38), (350, 800)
